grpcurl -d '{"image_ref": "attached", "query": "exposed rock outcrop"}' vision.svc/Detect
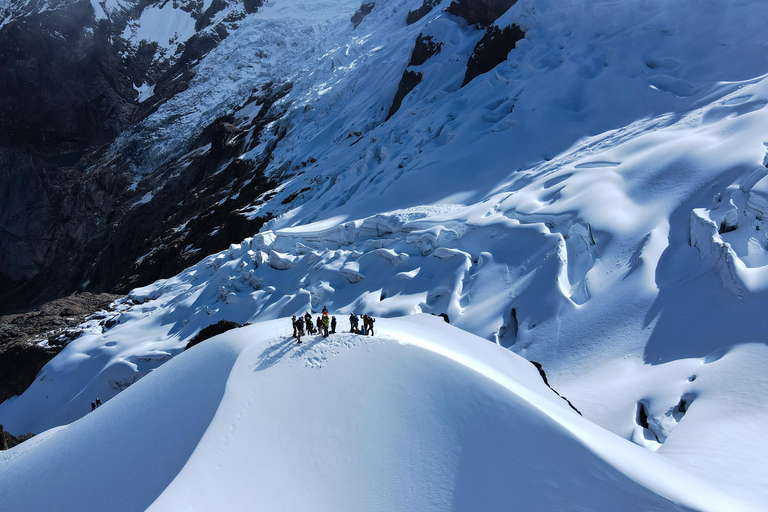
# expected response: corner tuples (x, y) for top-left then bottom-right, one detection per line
(0, 293), (121, 404)
(463, 24), (525, 86)
(406, 0), (441, 26)
(388, 70), (424, 120)
(185, 319), (244, 351)
(351, 2), (375, 28)
(446, 0), (519, 28)
(0, 0), (268, 315)
(387, 34), (443, 119)
(0, 424), (35, 450)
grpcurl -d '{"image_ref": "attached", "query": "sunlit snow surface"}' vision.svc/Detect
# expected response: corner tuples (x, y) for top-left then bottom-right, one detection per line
(4, 0), (768, 508)
(0, 317), (755, 511)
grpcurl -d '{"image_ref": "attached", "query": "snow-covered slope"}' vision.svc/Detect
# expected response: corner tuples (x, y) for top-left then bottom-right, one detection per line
(4, 0), (768, 508)
(0, 316), (753, 511)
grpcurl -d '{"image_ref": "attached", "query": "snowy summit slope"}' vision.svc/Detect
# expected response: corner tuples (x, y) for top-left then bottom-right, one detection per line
(3, 0), (768, 509)
(0, 316), (751, 511)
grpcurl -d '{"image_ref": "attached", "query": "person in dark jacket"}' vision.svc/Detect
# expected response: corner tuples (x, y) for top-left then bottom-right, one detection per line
(368, 315), (375, 336)
(291, 316), (298, 338)
(316, 316), (323, 334)
(95, 398), (101, 407)
(331, 316), (337, 334)
(296, 316), (305, 343)
(305, 312), (314, 334)
(349, 313), (359, 333)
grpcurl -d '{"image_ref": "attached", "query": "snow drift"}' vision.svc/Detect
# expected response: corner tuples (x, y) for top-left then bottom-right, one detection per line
(0, 316), (751, 511)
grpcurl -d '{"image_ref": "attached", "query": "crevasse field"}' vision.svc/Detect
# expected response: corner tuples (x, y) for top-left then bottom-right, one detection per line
(3, 0), (768, 510)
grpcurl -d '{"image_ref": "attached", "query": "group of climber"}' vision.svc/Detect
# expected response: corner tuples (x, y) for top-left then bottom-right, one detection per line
(291, 307), (375, 343)
(348, 312), (375, 335)
(90, 398), (102, 412)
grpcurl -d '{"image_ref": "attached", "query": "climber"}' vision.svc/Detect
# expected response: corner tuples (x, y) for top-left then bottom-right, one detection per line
(304, 312), (314, 334)
(296, 316), (305, 343)
(322, 315), (330, 337)
(331, 316), (337, 334)
(349, 313), (359, 333)
(291, 316), (298, 338)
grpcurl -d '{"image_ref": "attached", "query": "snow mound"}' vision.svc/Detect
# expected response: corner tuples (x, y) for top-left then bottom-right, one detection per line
(0, 315), (749, 511)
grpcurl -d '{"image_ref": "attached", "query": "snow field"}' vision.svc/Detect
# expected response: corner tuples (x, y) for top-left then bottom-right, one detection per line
(4, 0), (768, 508)
(0, 316), (751, 511)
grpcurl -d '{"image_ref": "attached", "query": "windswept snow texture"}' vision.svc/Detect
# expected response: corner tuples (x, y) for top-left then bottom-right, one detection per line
(0, 317), (751, 511)
(4, 0), (768, 508)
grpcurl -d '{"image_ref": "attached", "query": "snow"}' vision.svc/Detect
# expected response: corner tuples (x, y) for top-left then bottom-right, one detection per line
(5, 0), (768, 508)
(133, 82), (155, 103)
(124, 2), (197, 55)
(0, 316), (754, 511)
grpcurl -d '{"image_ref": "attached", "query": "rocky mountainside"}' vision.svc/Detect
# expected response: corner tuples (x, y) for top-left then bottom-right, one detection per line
(0, 0), (524, 314)
(0, 0), (267, 313)
(0, 292), (120, 403)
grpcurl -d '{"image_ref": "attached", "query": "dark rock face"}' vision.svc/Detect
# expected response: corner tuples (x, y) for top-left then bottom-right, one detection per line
(0, 147), (135, 313)
(185, 319), (244, 351)
(446, 0), (519, 28)
(387, 33), (444, 120)
(463, 24), (525, 86)
(406, 0), (440, 26)
(243, 0), (264, 15)
(0, 72), (289, 314)
(97, 82), (292, 295)
(351, 2), (375, 29)
(0, 293), (120, 404)
(0, 0), (270, 315)
(387, 70), (423, 120)
(0, 2), (137, 158)
(410, 34), (443, 67)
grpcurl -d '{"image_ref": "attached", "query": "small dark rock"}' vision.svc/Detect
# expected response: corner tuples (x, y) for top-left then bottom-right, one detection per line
(463, 24), (525, 86)
(406, 0), (440, 25)
(0, 424), (35, 450)
(446, 0), (519, 28)
(243, 0), (264, 14)
(185, 320), (244, 351)
(387, 70), (423, 120)
(410, 34), (443, 67)
(351, 3), (375, 29)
